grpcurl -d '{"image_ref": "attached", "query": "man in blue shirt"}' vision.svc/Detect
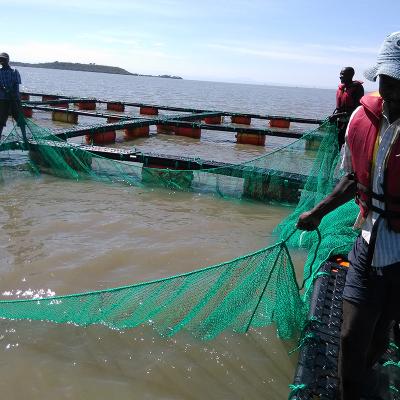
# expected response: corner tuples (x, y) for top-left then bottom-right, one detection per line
(0, 52), (26, 141)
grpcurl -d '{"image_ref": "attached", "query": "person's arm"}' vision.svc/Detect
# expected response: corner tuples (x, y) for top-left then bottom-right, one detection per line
(297, 174), (357, 231)
(329, 111), (348, 122)
(353, 84), (364, 107)
(14, 69), (21, 100)
(329, 91), (340, 120)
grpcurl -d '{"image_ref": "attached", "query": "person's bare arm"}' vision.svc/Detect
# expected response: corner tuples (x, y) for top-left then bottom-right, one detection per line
(297, 174), (357, 231)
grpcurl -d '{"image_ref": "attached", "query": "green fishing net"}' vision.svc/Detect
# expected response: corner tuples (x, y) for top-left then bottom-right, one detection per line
(0, 115), (358, 340)
(0, 118), (326, 203)
(275, 121), (359, 298)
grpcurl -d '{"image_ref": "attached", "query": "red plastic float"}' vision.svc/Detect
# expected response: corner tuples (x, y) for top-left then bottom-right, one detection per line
(22, 108), (33, 118)
(78, 101), (96, 110)
(20, 93), (30, 101)
(231, 115), (251, 125)
(157, 124), (175, 134)
(42, 95), (58, 102)
(85, 130), (116, 145)
(269, 119), (290, 128)
(236, 133), (265, 146)
(175, 126), (201, 139)
(203, 116), (222, 124)
(107, 102), (125, 112)
(55, 102), (69, 109)
(140, 106), (158, 115)
(124, 126), (149, 139)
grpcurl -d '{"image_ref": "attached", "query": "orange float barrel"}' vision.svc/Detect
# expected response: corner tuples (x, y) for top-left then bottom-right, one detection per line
(157, 124), (175, 134)
(269, 119), (290, 128)
(42, 95), (58, 102)
(77, 101), (96, 110)
(203, 116), (222, 124)
(107, 102), (125, 112)
(175, 126), (201, 139)
(231, 115), (251, 125)
(140, 106), (158, 115)
(85, 130), (116, 145)
(124, 126), (149, 140)
(236, 133), (265, 146)
(55, 102), (69, 109)
(52, 111), (78, 124)
(20, 93), (30, 101)
(22, 107), (33, 118)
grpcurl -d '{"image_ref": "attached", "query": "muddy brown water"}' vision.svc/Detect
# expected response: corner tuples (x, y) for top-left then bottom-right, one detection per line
(0, 70), (332, 399)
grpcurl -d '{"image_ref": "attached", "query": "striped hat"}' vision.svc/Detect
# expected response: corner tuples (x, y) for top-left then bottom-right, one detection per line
(364, 32), (400, 82)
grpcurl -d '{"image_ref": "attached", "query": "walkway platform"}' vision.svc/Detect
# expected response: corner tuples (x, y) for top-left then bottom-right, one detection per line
(19, 92), (326, 144)
(290, 259), (400, 399)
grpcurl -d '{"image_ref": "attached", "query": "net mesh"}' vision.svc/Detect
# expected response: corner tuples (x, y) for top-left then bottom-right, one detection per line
(0, 118), (324, 202)
(0, 115), (357, 340)
(0, 243), (304, 340)
(274, 121), (359, 298)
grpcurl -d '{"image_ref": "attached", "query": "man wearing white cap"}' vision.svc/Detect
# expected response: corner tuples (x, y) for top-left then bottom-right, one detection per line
(297, 32), (400, 400)
(0, 52), (26, 141)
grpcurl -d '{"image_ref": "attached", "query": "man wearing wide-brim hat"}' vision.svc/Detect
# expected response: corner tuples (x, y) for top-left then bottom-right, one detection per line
(0, 52), (26, 141)
(297, 31), (400, 400)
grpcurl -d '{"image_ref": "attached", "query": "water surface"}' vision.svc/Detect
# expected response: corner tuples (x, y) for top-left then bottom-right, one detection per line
(0, 68), (334, 399)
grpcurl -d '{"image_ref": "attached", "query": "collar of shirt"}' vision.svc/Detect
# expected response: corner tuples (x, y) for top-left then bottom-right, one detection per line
(382, 101), (400, 127)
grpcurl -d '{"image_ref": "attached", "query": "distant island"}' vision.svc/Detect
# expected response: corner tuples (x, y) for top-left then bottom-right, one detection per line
(10, 61), (183, 79)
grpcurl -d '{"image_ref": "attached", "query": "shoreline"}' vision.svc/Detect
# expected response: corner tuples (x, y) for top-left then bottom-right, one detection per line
(11, 61), (183, 80)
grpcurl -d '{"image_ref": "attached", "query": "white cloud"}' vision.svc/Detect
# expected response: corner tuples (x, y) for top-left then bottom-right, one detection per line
(307, 43), (378, 55)
(76, 31), (166, 50)
(206, 40), (377, 68)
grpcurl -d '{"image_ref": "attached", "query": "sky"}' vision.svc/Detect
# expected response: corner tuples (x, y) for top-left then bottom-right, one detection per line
(2, 0), (399, 90)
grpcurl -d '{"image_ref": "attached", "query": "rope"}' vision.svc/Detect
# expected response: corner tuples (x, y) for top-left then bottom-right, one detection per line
(289, 331), (318, 355)
(288, 383), (307, 396)
(244, 244), (285, 332)
(281, 227), (298, 244)
(390, 385), (400, 393)
(383, 360), (400, 368)
(314, 271), (330, 278)
(299, 228), (322, 291)
(389, 341), (399, 351)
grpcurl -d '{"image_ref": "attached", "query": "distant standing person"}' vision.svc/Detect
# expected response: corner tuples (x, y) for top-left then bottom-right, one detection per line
(0, 52), (26, 141)
(331, 67), (364, 148)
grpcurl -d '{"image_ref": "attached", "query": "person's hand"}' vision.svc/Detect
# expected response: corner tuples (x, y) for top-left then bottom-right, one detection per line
(296, 211), (322, 231)
(328, 114), (338, 123)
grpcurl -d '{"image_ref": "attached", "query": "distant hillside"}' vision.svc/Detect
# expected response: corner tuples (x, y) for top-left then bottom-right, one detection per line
(11, 61), (182, 79)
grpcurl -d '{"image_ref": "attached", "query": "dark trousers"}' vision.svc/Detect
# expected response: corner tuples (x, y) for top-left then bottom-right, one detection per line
(0, 99), (26, 141)
(339, 236), (400, 400)
(339, 300), (393, 399)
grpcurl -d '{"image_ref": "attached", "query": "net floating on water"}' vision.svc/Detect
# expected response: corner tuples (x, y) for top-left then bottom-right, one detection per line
(0, 116), (358, 340)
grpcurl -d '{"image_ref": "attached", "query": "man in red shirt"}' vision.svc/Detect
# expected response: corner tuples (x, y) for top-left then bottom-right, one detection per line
(331, 67), (364, 148)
